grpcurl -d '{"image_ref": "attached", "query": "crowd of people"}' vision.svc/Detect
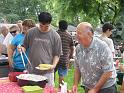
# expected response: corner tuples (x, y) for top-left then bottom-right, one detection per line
(0, 11), (124, 93)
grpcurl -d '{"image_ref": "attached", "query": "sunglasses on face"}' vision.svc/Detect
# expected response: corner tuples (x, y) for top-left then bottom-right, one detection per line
(10, 30), (17, 34)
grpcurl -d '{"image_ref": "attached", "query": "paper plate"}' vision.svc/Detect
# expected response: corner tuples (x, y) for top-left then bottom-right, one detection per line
(35, 67), (50, 70)
(35, 64), (53, 71)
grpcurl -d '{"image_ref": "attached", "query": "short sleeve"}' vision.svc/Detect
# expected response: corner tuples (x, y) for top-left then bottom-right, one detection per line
(70, 36), (74, 47)
(3, 33), (13, 47)
(23, 32), (30, 49)
(74, 46), (80, 68)
(53, 33), (62, 57)
(109, 39), (115, 53)
(100, 44), (115, 72)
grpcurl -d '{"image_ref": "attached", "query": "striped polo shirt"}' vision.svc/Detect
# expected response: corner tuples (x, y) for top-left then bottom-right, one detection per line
(57, 30), (74, 68)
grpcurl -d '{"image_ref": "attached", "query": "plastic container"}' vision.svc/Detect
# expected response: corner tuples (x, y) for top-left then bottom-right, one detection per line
(60, 81), (68, 93)
(17, 79), (47, 88)
(17, 74), (48, 88)
(22, 86), (43, 93)
(8, 72), (24, 82)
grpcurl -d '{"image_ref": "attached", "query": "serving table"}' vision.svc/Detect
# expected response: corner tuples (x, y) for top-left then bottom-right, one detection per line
(0, 77), (60, 93)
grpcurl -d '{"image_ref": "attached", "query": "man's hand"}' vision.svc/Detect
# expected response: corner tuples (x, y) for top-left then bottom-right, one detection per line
(49, 65), (56, 71)
(17, 46), (26, 53)
(118, 63), (124, 72)
(88, 88), (98, 93)
(72, 85), (78, 93)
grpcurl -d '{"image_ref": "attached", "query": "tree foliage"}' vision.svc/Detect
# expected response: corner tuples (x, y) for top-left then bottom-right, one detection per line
(0, 0), (123, 27)
(0, 0), (46, 23)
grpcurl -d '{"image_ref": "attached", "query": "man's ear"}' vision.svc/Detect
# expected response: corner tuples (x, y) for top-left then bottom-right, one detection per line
(107, 29), (110, 32)
(88, 31), (93, 37)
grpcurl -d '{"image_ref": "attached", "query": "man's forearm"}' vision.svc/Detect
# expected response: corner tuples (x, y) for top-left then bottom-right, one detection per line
(73, 68), (81, 87)
(93, 71), (112, 92)
(52, 55), (59, 67)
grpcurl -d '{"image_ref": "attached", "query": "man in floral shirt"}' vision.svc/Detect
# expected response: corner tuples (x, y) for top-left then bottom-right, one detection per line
(72, 22), (117, 93)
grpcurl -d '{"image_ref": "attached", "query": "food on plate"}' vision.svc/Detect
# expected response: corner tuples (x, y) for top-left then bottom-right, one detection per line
(39, 64), (52, 68)
(38, 64), (52, 70)
(35, 64), (53, 70)
(17, 74), (47, 81)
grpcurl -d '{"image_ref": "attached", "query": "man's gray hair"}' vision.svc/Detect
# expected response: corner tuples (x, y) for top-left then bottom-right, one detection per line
(0, 25), (8, 33)
(77, 22), (94, 33)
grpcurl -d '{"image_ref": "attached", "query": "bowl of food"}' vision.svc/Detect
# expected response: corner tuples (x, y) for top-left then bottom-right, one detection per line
(17, 74), (48, 88)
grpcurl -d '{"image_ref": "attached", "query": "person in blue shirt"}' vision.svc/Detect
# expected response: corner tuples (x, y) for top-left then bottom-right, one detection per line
(7, 19), (35, 72)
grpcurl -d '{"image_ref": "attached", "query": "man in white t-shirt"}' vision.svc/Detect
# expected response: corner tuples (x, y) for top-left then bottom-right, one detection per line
(0, 25), (8, 43)
(0, 25), (9, 55)
(3, 25), (19, 47)
(100, 23), (115, 57)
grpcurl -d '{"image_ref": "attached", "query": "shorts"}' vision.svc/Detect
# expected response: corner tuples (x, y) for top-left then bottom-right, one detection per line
(58, 67), (68, 77)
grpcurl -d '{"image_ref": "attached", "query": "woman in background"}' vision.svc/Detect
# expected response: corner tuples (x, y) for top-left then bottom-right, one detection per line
(7, 19), (35, 72)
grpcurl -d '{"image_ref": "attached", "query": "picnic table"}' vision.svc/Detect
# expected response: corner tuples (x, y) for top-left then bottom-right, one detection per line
(0, 77), (23, 93)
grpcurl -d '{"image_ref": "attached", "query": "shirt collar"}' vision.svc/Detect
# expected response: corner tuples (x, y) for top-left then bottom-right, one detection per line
(88, 37), (95, 49)
(0, 34), (5, 38)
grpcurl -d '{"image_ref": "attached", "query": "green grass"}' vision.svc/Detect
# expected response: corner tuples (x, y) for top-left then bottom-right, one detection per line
(55, 66), (84, 93)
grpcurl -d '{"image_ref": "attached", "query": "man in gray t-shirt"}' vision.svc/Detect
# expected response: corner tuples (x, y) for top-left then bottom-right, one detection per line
(72, 22), (117, 93)
(21, 12), (62, 86)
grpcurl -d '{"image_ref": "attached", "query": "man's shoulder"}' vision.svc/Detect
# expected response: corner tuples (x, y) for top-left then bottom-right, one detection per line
(107, 38), (113, 43)
(14, 33), (22, 38)
(60, 31), (72, 39)
(28, 27), (37, 32)
(12, 33), (23, 42)
(51, 29), (61, 38)
(51, 29), (57, 33)
(66, 31), (72, 37)
(27, 27), (38, 36)
(75, 44), (81, 52)
(94, 37), (108, 48)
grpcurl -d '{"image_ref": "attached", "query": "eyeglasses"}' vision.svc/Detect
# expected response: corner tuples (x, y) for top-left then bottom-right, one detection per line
(10, 30), (17, 34)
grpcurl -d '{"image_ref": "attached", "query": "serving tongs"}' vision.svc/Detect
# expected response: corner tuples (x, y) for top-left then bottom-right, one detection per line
(18, 44), (33, 70)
